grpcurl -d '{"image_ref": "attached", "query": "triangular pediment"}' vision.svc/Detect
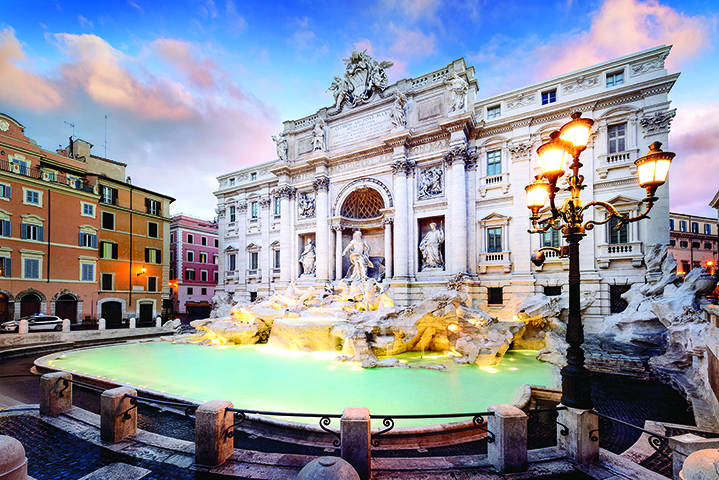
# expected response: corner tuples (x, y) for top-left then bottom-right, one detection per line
(480, 212), (511, 222)
(245, 243), (261, 251)
(224, 245), (238, 253)
(605, 194), (642, 206)
(269, 240), (280, 248)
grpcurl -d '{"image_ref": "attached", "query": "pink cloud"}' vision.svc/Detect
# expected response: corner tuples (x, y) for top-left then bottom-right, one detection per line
(0, 27), (64, 110)
(387, 22), (436, 59)
(151, 38), (220, 90)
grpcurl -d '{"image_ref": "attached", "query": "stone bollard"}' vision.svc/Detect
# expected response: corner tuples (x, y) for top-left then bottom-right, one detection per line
(557, 407), (598, 464)
(156, 317), (162, 328)
(18, 319), (28, 334)
(39, 372), (72, 416)
(62, 319), (70, 332)
(100, 387), (137, 443)
(297, 457), (360, 480)
(488, 404), (527, 473)
(98, 318), (106, 330)
(195, 400), (234, 467)
(0, 435), (27, 480)
(341, 408), (371, 480)
(669, 434), (719, 480)
(679, 448), (719, 480)
(129, 317), (136, 329)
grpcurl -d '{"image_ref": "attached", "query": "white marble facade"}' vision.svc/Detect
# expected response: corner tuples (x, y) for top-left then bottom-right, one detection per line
(214, 46), (678, 328)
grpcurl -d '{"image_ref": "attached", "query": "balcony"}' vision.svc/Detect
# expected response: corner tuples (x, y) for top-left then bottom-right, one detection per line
(596, 149), (639, 179)
(532, 248), (569, 272)
(478, 251), (512, 273)
(0, 159), (95, 193)
(596, 241), (644, 268)
(478, 173), (510, 197)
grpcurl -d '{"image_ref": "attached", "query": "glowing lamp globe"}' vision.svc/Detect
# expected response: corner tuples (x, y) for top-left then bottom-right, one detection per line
(537, 131), (571, 183)
(635, 142), (674, 196)
(525, 179), (549, 214)
(559, 112), (594, 150)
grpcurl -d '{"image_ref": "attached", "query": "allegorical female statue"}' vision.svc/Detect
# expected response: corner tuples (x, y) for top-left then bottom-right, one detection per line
(299, 237), (316, 276)
(419, 222), (445, 269)
(342, 230), (372, 281)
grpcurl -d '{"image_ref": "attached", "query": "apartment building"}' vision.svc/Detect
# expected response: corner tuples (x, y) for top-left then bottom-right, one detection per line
(669, 212), (718, 275)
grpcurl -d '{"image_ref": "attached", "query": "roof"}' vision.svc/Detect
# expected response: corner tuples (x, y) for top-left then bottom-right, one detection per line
(97, 174), (176, 202)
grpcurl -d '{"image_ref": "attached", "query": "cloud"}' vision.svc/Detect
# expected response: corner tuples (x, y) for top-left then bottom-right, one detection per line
(151, 38), (220, 90)
(380, 0), (441, 23)
(78, 15), (93, 29)
(128, 1), (143, 14)
(225, 0), (247, 33)
(668, 101), (719, 216)
(387, 22), (435, 58)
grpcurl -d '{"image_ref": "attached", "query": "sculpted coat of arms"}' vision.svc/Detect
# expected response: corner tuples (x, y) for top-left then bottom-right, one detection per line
(329, 49), (394, 109)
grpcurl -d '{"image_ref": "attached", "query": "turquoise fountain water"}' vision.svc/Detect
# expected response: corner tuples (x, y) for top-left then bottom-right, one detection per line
(42, 342), (554, 426)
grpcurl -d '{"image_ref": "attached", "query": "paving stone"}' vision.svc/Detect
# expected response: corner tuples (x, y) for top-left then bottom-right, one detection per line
(77, 462), (151, 480)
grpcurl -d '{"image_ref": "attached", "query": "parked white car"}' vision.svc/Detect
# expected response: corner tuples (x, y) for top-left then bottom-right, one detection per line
(0, 315), (63, 333)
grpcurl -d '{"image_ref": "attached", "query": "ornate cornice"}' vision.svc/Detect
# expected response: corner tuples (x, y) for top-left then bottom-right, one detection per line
(640, 108), (676, 136)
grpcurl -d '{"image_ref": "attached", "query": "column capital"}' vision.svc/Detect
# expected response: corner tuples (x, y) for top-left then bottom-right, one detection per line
(313, 176), (330, 192)
(259, 197), (271, 209)
(237, 202), (248, 213)
(276, 185), (297, 199)
(391, 159), (416, 176)
(443, 143), (478, 169)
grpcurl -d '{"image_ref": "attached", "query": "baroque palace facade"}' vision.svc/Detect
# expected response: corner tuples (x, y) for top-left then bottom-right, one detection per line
(214, 46), (677, 330)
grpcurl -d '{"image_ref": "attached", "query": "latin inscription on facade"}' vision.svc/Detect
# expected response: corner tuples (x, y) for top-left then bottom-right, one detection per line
(329, 110), (391, 147)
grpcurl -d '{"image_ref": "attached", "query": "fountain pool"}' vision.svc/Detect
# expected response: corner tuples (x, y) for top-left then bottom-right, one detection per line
(39, 342), (555, 427)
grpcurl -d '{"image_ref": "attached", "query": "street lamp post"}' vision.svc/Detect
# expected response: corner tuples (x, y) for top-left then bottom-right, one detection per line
(525, 112), (674, 409)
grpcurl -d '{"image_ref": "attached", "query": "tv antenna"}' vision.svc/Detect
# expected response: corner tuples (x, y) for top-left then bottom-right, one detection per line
(64, 121), (76, 140)
(103, 115), (109, 158)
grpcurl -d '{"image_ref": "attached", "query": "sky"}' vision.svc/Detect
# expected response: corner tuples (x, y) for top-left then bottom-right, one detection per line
(1, 0), (718, 219)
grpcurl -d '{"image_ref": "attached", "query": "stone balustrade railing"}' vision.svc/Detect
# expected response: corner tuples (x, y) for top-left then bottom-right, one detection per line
(596, 241), (644, 268)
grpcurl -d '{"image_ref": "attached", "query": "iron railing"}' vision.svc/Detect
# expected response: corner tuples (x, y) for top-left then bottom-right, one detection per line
(121, 393), (199, 420)
(589, 410), (672, 459)
(225, 407), (343, 446)
(368, 412), (496, 447)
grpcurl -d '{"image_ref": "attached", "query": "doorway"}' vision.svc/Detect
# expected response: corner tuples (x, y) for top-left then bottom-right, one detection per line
(0, 294), (8, 323)
(55, 294), (78, 322)
(139, 303), (153, 324)
(20, 294), (41, 317)
(101, 301), (122, 327)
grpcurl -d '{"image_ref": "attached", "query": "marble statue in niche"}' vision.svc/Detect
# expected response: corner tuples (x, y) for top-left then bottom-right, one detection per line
(312, 119), (326, 152)
(445, 73), (468, 114)
(342, 230), (372, 281)
(299, 237), (316, 276)
(272, 133), (288, 161)
(419, 222), (445, 270)
(389, 90), (407, 129)
(418, 167), (443, 199)
(298, 192), (315, 218)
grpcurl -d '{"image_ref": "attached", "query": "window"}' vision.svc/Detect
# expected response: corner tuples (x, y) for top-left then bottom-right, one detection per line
(148, 222), (158, 238)
(25, 189), (39, 205)
(185, 269), (195, 281)
(543, 227), (560, 248)
(23, 258), (40, 279)
(201, 287), (207, 295)
(691, 222), (699, 233)
(214, 239), (218, 247)
(201, 270), (208, 281)
(608, 123), (626, 154)
(488, 287), (503, 305)
(0, 184), (11, 199)
(229, 178), (235, 186)
(680, 240), (688, 248)
(669, 239), (676, 247)
(146, 198), (161, 215)
(487, 150), (501, 177)
(705, 242), (713, 250)
(608, 217), (628, 244)
(187, 287), (194, 295)
(487, 227), (502, 253)
(147, 277), (157, 292)
(81, 263), (94, 282)
(693, 261), (701, 269)
(79, 232), (97, 248)
(82, 203), (95, 217)
(229, 206), (236, 222)
(610, 285), (630, 313)
(187, 250), (194, 262)
(250, 252), (259, 270)
(228, 254), (236, 271)
(11, 158), (27, 175)
(692, 242), (700, 249)
(487, 105), (501, 119)
(187, 233), (194, 244)
(0, 257), (12, 277)
(170, 251), (175, 262)
(670, 219), (674, 231)
(274, 249), (281, 268)
(170, 233), (175, 243)
(681, 261), (690, 274)
(201, 236), (207, 246)
(541, 89), (556, 105)
(200, 252), (207, 263)
(544, 286), (562, 296)
(249, 292), (258, 302)
(251, 172), (257, 181)
(1, 219), (10, 237)
(251, 202), (258, 219)
(680, 220), (687, 232)
(101, 273), (113, 290)
(170, 269), (175, 280)
(100, 241), (119, 259)
(274, 197), (281, 215)
(99, 185), (117, 205)
(705, 224), (712, 235)
(214, 271), (218, 283)
(21, 223), (44, 241)
(606, 71), (624, 88)
(213, 254), (218, 265)
(101, 212), (114, 230)
(145, 248), (161, 264)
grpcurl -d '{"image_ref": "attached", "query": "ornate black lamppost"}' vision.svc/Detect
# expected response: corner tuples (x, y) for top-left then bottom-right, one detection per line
(525, 112), (675, 409)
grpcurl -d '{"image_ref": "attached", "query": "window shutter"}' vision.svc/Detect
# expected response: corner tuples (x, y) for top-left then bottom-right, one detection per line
(112, 188), (118, 205)
(21, 223), (27, 239)
(5, 185), (10, 198)
(38, 226), (44, 242)
(31, 259), (38, 279)
(145, 248), (150, 263)
(79, 232), (83, 246)
(112, 243), (118, 259)
(2, 220), (9, 237)
(157, 249), (162, 264)
(91, 235), (97, 248)
(145, 198), (150, 213)
(5, 258), (11, 277)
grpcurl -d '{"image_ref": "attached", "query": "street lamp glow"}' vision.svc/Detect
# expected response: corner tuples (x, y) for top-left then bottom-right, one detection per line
(525, 178), (549, 213)
(635, 142), (674, 196)
(536, 131), (571, 183)
(559, 112), (594, 151)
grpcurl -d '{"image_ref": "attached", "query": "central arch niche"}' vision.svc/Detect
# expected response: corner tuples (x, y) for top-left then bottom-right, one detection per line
(340, 187), (384, 219)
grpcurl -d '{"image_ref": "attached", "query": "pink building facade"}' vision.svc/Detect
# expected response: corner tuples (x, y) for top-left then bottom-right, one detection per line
(169, 214), (219, 320)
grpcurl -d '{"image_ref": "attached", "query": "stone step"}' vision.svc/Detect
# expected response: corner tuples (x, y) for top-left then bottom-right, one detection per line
(585, 355), (651, 377)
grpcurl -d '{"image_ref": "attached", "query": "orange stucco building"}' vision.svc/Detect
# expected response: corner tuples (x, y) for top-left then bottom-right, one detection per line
(0, 113), (174, 324)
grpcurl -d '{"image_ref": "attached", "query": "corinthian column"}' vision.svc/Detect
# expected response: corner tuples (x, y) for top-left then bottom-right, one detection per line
(443, 144), (475, 274)
(383, 218), (393, 279)
(277, 185), (296, 283)
(334, 226), (343, 280)
(313, 176), (330, 281)
(391, 158), (414, 279)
